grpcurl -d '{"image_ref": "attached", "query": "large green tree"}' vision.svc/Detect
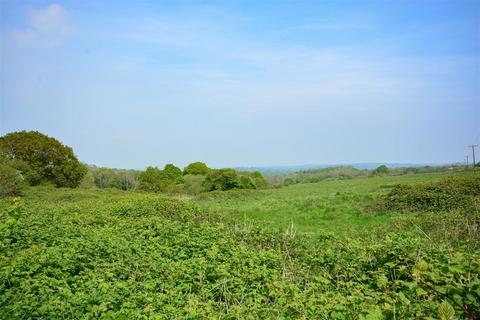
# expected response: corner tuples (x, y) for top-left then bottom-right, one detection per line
(0, 131), (86, 188)
(183, 162), (210, 175)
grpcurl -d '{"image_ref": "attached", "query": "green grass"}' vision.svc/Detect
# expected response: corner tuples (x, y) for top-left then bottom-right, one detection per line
(194, 172), (468, 236)
(1, 172), (479, 318)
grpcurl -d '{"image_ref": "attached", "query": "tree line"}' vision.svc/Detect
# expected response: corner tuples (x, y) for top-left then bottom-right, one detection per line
(0, 131), (267, 197)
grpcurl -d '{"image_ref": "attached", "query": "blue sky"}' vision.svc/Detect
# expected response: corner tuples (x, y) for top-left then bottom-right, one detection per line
(1, 0), (479, 169)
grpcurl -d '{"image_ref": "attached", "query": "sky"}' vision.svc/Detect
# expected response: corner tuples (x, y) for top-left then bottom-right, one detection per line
(1, 0), (479, 169)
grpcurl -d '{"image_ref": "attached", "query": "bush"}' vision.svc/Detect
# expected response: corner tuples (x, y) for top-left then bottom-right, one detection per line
(379, 176), (480, 213)
(0, 164), (24, 197)
(0, 131), (86, 187)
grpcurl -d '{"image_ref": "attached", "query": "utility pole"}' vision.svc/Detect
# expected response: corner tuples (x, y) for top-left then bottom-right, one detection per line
(468, 144), (478, 168)
(465, 155), (469, 168)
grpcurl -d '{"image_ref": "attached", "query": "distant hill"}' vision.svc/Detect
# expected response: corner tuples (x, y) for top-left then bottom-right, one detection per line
(235, 163), (449, 174)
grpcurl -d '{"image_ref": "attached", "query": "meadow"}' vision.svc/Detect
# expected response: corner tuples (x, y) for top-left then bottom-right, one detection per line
(195, 172), (473, 237)
(1, 170), (479, 319)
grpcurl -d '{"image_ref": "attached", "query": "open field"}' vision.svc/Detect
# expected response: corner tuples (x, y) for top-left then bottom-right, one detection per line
(1, 171), (479, 319)
(195, 172), (473, 237)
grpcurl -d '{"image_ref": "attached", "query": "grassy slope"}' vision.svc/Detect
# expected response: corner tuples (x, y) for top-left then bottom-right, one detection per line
(194, 172), (467, 236)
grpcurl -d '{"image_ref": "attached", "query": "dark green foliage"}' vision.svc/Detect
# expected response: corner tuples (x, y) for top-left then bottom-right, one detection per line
(380, 176), (480, 212)
(162, 164), (182, 181)
(0, 131), (86, 188)
(375, 165), (389, 174)
(0, 164), (24, 197)
(1, 159), (42, 185)
(203, 169), (268, 191)
(183, 162), (210, 175)
(203, 169), (241, 191)
(137, 164), (184, 194)
(137, 166), (164, 193)
(0, 189), (478, 318)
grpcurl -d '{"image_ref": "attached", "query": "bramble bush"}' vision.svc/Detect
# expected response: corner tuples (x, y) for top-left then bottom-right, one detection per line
(378, 176), (480, 213)
(1, 188), (478, 319)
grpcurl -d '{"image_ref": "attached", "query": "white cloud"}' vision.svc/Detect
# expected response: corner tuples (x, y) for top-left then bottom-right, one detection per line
(11, 4), (71, 48)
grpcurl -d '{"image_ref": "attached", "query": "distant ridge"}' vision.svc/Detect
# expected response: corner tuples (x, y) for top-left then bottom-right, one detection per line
(235, 163), (451, 174)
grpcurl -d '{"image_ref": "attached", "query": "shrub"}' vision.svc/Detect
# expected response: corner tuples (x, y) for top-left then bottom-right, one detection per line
(0, 131), (86, 187)
(379, 176), (480, 213)
(0, 164), (24, 197)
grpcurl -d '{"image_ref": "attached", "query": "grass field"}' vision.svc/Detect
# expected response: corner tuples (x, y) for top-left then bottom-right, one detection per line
(1, 171), (479, 319)
(195, 172), (470, 236)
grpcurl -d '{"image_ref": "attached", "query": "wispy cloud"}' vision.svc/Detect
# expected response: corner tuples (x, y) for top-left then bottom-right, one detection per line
(10, 3), (71, 48)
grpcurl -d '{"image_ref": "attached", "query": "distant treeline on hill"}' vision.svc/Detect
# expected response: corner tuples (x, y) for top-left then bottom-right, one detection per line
(266, 164), (468, 187)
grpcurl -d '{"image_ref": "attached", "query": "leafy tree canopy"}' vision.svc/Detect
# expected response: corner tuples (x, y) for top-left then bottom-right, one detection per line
(183, 162), (210, 176)
(0, 131), (86, 188)
(163, 164), (182, 181)
(137, 164), (183, 193)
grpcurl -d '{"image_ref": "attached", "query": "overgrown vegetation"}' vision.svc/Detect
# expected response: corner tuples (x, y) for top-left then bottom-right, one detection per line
(1, 130), (478, 318)
(1, 184), (479, 319)
(379, 175), (480, 213)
